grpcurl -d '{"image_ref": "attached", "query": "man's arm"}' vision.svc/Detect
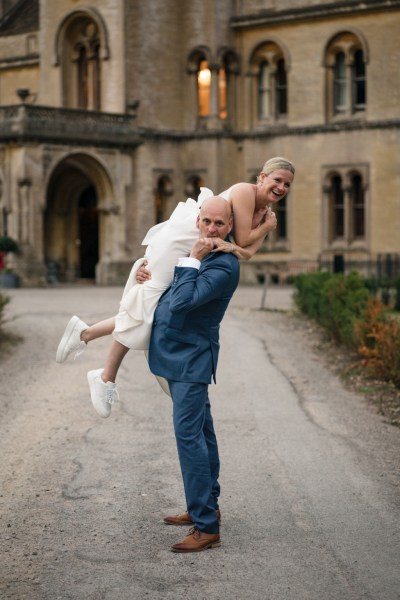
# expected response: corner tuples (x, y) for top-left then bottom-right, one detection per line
(168, 255), (239, 314)
(135, 238), (239, 314)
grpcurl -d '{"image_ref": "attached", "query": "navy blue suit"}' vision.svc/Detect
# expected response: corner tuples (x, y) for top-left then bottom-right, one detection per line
(149, 250), (240, 533)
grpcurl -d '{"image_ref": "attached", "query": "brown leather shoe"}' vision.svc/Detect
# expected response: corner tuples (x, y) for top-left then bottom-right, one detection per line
(163, 509), (221, 526)
(171, 527), (221, 553)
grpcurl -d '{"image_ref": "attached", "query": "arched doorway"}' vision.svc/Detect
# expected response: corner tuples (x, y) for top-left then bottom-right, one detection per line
(44, 152), (113, 283)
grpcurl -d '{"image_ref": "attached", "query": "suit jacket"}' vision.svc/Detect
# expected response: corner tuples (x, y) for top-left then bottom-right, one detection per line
(148, 250), (240, 384)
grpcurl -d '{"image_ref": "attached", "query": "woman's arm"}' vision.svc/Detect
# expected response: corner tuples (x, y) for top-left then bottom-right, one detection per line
(230, 183), (276, 247)
(213, 236), (266, 261)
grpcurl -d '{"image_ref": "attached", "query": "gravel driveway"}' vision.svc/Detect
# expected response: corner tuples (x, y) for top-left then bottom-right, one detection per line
(0, 284), (399, 600)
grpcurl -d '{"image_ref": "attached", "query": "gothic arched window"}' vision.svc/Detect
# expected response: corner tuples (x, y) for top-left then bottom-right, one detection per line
(73, 20), (101, 110)
(58, 14), (105, 110)
(155, 175), (173, 224)
(325, 32), (368, 121)
(185, 175), (204, 201)
(250, 41), (289, 125)
(323, 166), (367, 247)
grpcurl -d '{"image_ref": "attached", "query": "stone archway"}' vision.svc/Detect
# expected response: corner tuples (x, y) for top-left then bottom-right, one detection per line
(44, 152), (114, 283)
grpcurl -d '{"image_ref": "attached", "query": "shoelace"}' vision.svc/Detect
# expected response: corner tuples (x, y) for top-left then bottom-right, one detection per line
(73, 340), (86, 360)
(188, 527), (201, 539)
(106, 387), (119, 405)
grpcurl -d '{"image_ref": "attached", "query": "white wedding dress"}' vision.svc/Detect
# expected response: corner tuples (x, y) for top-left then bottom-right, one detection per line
(113, 187), (231, 351)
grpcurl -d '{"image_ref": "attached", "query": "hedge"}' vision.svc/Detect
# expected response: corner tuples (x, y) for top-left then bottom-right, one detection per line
(293, 271), (400, 387)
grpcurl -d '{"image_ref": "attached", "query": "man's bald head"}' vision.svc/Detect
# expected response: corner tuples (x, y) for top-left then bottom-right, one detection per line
(200, 196), (232, 219)
(197, 196), (233, 239)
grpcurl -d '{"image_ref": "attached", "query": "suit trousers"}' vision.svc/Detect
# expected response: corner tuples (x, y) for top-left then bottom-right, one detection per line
(168, 380), (220, 534)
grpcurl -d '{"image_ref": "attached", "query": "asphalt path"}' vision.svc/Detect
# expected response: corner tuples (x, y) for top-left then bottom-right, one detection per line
(0, 284), (399, 600)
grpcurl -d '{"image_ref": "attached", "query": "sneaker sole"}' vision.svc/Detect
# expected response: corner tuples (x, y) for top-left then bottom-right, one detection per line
(163, 519), (194, 526)
(163, 511), (221, 526)
(170, 541), (222, 553)
(56, 316), (81, 363)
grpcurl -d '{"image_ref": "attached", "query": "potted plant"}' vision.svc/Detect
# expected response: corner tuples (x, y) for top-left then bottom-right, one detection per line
(0, 235), (20, 288)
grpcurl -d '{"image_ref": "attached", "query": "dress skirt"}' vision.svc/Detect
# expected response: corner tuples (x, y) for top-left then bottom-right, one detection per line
(113, 188), (221, 350)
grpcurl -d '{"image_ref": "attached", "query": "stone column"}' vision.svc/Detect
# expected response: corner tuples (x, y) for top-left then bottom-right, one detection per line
(17, 178), (32, 245)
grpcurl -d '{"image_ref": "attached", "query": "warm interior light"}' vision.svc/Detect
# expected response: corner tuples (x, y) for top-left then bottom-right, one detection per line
(198, 67), (211, 86)
(197, 60), (211, 116)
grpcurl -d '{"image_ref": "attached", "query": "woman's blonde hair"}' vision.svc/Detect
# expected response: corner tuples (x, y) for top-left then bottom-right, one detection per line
(257, 156), (295, 183)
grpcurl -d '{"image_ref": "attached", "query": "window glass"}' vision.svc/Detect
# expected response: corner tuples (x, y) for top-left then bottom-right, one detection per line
(275, 58), (287, 116)
(333, 52), (347, 113)
(258, 61), (270, 119)
(198, 60), (211, 117)
(352, 49), (366, 111)
(276, 197), (287, 239)
(332, 175), (344, 237)
(219, 67), (227, 120)
(352, 173), (365, 237)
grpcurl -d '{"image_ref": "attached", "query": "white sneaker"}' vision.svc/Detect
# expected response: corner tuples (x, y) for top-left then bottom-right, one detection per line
(87, 369), (119, 418)
(56, 315), (88, 363)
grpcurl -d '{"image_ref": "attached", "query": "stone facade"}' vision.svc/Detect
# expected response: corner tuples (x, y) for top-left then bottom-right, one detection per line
(0, 0), (399, 286)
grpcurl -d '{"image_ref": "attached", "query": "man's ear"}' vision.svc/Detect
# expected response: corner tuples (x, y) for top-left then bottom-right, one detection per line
(196, 215), (200, 229)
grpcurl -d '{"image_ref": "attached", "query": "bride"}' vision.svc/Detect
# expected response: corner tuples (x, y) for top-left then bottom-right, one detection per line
(56, 156), (295, 416)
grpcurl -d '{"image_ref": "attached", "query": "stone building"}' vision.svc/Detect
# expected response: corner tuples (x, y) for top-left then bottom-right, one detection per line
(0, 0), (399, 286)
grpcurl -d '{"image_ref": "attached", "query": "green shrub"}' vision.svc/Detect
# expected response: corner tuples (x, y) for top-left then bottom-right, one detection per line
(0, 235), (19, 254)
(294, 271), (400, 387)
(319, 271), (369, 348)
(364, 275), (379, 297)
(293, 271), (331, 320)
(393, 276), (400, 311)
(294, 271), (369, 347)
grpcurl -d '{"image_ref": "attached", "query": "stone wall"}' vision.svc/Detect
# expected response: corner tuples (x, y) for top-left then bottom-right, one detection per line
(0, 0), (399, 286)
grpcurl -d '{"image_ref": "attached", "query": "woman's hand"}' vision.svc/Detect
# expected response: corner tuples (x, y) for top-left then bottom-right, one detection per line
(211, 238), (253, 261)
(263, 207), (277, 232)
(136, 261), (151, 284)
(251, 207), (268, 229)
(211, 238), (235, 254)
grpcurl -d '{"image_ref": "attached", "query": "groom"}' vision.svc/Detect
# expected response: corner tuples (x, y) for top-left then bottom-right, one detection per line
(146, 195), (240, 553)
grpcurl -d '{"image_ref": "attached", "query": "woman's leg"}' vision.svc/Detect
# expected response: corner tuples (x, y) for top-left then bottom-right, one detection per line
(83, 317), (130, 381)
(87, 333), (130, 418)
(101, 339), (130, 383)
(87, 337), (129, 418)
(81, 317), (116, 343)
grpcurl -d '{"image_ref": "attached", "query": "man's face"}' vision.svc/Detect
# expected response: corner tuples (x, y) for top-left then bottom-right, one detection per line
(197, 200), (233, 240)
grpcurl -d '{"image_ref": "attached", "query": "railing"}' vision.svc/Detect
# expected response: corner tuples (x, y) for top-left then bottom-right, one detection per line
(0, 104), (142, 148)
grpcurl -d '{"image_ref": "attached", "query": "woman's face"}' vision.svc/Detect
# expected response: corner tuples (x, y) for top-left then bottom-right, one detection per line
(258, 169), (294, 204)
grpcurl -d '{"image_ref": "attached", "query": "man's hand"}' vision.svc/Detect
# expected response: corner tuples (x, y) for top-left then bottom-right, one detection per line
(136, 261), (151, 284)
(189, 237), (216, 261)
